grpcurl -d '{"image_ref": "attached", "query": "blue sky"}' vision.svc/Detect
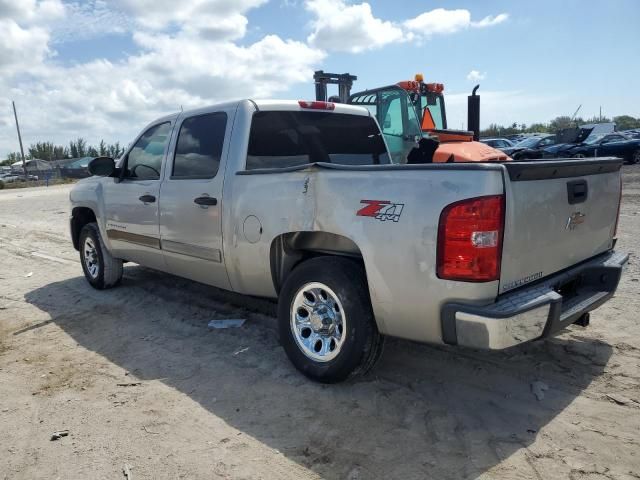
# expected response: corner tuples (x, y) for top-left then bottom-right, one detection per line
(1, 0), (639, 156)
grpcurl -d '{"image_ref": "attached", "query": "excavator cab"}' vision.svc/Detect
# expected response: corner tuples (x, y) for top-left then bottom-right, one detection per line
(350, 85), (424, 164)
(314, 70), (509, 164)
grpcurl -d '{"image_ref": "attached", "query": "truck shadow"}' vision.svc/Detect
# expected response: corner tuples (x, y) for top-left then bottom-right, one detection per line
(24, 266), (612, 480)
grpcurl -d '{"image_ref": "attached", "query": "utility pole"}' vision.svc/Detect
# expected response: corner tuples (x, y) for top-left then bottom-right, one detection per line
(12, 101), (28, 179)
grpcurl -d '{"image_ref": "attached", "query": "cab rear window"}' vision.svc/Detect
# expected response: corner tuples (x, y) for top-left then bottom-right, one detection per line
(246, 111), (389, 170)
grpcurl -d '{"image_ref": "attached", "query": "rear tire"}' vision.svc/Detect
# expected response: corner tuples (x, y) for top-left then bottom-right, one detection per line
(278, 257), (384, 383)
(79, 222), (123, 289)
(631, 149), (640, 165)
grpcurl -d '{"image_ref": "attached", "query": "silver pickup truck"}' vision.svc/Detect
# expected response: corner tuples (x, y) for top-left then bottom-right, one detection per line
(69, 99), (628, 383)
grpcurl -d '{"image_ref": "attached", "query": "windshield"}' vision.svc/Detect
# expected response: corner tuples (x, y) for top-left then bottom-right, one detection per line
(419, 95), (445, 130)
(514, 137), (541, 148)
(584, 134), (606, 145)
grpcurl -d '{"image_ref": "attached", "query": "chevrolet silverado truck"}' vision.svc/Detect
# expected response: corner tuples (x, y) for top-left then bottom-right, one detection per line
(69, 99), (628, 383)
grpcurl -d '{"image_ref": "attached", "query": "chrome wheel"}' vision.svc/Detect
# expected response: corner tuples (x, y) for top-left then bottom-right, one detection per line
(83, 236), (99, 279)
(290, 282), (346, 362)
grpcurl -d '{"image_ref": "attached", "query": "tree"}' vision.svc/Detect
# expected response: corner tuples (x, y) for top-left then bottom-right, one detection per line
(613, 115), (640, 131)
(549, 116), (575, 133)
(107, 142), (125, 158)
(69, 137), (87, 158)
(27, 141), (68, 160)
(3, 152), (22, 164)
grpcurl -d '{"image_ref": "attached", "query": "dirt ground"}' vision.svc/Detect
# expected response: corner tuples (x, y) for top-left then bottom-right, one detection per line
(1, 167), (639, 480)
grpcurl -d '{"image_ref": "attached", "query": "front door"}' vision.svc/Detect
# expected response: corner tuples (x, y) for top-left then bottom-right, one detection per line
(158, 110), (232, 289)
(378, 89), (422, 164)
(103, 121), (173, 271)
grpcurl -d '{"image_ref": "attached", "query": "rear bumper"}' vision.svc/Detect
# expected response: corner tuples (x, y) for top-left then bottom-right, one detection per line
(441, 250), (628, 350)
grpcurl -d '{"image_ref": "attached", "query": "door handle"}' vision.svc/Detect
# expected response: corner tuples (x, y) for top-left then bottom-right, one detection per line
(194, 196), (218, 206)
(139, 194), (156, 203)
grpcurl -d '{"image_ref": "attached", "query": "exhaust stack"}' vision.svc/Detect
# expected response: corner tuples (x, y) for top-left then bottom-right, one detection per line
(467, 85), (480, 141)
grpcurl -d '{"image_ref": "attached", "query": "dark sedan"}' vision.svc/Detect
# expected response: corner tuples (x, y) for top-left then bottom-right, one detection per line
(563, 133), (640, 163)
(501, 135), (557, 159)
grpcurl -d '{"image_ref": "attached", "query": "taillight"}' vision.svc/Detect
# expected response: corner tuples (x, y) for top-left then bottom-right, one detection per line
(298, 100), (335, 110)
(437, 195), (505, 282)
(613, 176), (622, 237)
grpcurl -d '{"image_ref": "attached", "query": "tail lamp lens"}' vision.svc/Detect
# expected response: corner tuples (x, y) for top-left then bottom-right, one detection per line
(437, 195), (505, 282)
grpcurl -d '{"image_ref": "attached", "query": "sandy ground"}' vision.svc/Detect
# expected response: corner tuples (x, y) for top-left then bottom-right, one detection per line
(0, 167), (639, 480)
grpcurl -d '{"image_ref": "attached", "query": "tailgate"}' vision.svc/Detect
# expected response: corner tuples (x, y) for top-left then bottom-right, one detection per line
(499, 158), (622, 294)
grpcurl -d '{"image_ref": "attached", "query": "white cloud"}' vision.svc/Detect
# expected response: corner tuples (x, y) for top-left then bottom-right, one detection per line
(50, 1), (132, 43)
(306, 0), (404, 53)
(113, 0), (266, 36)
(404, 8), (508, 38)
(0, 19), (50, 72)
(472, 13), (509, 28)
(0, 0), (326, 157)
(467, 70), (486, 82)
(0, 0), (65, 74)
(305, 3), (509, 52)
(404, 8), (471, 35)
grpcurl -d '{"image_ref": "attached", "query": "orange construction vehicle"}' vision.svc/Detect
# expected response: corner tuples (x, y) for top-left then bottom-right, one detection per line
(313, 71), (509, 163)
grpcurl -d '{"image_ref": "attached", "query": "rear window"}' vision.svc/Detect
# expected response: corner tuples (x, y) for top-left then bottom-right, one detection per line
(246, 111), (390, 170)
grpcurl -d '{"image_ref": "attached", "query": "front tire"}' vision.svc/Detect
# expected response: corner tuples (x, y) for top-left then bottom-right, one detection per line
(630, 149), (640, 165)
(278, 257), (384, 383)
(79, 223), (123, 289)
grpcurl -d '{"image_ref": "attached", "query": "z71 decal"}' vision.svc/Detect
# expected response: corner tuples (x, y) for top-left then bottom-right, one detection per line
(357, 200), (404, 222)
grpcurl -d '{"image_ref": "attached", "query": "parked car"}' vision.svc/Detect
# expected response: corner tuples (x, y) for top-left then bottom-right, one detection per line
(69, 99), (627, 383)
(480, 138), (514, 149)
(501, 135), (557, 159)
(0, 172), (39, 183)
(621, 129), (640, 139)
(563, 133), (640, 163)
(60, 157), (92, 178)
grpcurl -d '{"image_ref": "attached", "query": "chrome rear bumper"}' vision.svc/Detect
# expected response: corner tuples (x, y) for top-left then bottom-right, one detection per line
(441, 251), (628, 350)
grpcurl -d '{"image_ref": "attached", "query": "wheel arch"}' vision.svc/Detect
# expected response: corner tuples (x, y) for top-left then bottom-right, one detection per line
(70, 206), (97, 250)
(270, 231), (365, 294)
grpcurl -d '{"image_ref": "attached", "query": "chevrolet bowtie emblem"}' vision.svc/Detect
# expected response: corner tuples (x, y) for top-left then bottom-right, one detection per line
(566, 212), (586, 230)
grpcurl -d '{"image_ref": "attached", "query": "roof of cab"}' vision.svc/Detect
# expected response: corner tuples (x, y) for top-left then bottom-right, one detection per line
(252, 99), (371, 116)
(176, 99), (371, 121)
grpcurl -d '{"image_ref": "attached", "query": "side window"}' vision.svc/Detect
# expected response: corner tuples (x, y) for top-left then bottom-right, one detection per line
(380, 95), (404, 136)
(172, 113), (227, 179)
(125, 122), (171, 180)
(404, 100), (422, 137)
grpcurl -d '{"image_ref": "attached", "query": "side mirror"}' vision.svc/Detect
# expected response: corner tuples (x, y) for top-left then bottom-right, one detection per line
(88, 157), (115, 176)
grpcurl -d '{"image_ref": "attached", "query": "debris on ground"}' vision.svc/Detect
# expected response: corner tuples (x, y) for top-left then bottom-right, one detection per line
(24, 272), (33, 278)
(233, 347), (249, 356)
(208, 319), (246, 329)
(531, 381), (549, 401)
(117, 382), (142, 387)
(50, 430), (69, 441)
(123, 463), (132, 479)
(605, 393), (632, 406)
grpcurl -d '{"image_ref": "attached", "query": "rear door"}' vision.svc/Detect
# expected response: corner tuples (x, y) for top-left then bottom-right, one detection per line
(158, 108), (234, 289)
(499, 159), (622, 293)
